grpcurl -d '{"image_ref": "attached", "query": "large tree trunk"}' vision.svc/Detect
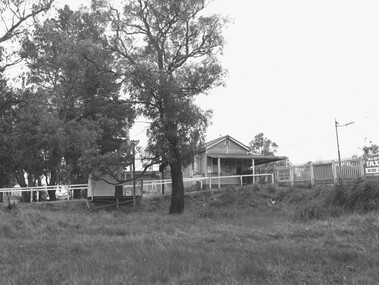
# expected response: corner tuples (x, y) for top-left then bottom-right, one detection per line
(169, 159), (185, 214)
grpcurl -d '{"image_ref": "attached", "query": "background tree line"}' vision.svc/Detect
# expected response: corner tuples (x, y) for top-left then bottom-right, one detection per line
(0, 0), (227, 213)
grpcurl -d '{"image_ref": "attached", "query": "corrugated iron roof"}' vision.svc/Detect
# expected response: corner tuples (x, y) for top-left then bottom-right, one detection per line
(207, 154), (287, 166)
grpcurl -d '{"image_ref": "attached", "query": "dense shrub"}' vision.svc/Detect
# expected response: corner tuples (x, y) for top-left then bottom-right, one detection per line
(293, 179), (379, 221)
(194, 179), (379, 222)
(211, 187), (237, 207)
(332, 179), (379, 213)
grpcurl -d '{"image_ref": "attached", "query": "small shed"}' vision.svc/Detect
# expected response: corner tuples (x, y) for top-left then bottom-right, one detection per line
(87, 171), (144, 209)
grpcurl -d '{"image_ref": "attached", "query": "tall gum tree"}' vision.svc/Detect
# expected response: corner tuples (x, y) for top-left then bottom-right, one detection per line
(0, 0), (54, 193)
(93, 0), (228, 214)
(249, 133), (279, 156)
(20, 5), (135, 199)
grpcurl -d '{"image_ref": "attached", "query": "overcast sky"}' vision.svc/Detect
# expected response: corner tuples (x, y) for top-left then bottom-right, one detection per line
(61, 0), (379, 164)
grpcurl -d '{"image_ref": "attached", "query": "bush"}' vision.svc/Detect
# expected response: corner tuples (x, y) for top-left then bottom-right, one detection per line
(209, 187), (237, 207)
(294, 201), (344, 221)
(293, 179), (379, 221)
(294, 200), (325, 221)
(292, 185), (341, 221)
(332, 179), (379, 213)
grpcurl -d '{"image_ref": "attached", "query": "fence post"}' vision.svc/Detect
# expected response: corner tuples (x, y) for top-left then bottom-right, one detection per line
(310, 162), (315, 187)
(273, 165), (277, 185)
(217, 158), (221, 189)
(332, 161), (338, 184)
(252, 159), (255, 184)
(209, 177), (212, 190)
(290, 166), (294, 186)
(271, 173), (274, 185)
(30, 189), (33, 203)
(240, 175), (243, 186)
(359, 157), (365, 177)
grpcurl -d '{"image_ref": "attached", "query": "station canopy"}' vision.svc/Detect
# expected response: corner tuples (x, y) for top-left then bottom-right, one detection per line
(207, 154), (287, 166)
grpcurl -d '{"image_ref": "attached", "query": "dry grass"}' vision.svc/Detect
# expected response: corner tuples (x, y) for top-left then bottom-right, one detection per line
(1, 184), (379, 284)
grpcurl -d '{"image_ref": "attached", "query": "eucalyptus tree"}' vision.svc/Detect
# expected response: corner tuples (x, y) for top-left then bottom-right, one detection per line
(0, 0), (55, 114)
(0, 0), (55, 73)
(0, 0), (55, 192)
(93, 0), (228, 213)
(19, 5), (135, 199)
(249, 133), (279, 156)
(363, 141), (379, 156)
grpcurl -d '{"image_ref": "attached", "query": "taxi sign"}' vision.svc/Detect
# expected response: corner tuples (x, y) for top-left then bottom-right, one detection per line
(364, 155), (379, 175)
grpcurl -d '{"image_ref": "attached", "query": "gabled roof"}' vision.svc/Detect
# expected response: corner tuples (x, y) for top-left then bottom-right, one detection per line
(201, 135), (287, 165)
(202, 135), (250, 152)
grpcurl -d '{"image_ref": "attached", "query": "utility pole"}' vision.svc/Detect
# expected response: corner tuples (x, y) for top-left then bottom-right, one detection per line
(125, 117), (130, 144)
(132, 140), (136, 208)
(334, 118), (354, 176)
(335, 119), (342, 170)
(126, 118), (136, 208)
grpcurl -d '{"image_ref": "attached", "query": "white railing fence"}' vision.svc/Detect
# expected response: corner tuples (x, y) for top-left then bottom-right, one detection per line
(139, 173), (274, 196)
(1, 173), (274, 203)
(0, 184), (88, 203)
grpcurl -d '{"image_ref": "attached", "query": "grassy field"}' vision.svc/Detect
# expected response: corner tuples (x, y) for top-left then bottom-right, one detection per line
(1, 181), (379, 284)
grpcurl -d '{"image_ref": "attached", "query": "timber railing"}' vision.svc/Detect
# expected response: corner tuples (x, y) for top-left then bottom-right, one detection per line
(139, 173), (274, 196)
(274, 158), (365, 186)
(0, 173), (274, 203)
(0, 184), (88, 203)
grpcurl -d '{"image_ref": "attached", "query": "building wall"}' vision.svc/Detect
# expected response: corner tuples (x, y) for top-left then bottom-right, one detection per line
(184, 137), (251, 178)
(188, 152), (207, 177)
(88, 174), (117, 198)
(185, 155), (253, 178)
(207, 139), (249, 155)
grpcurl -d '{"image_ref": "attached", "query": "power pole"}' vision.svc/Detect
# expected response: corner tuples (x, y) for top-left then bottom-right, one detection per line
(334, 119), (342, 170)
(334, 118), (354, 178)
(125, 117), (130, 144)
(132, 140), (136, 208)
(126, 118), (136, 207)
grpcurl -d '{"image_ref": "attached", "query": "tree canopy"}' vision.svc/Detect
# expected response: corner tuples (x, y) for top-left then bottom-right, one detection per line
(0, 0), (55, 73)
(0, 0), (227, 212)
(363, 141), (379, 156)
(1, 4), (136, 199)
(249, 133), (279, 156)
(0, 0), (55, 192)
(91, 0), (227, 213)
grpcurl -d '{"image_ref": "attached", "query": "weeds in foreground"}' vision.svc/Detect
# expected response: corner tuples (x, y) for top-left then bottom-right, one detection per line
(292, 179), (379, 221)
(0, 182), (378, 284)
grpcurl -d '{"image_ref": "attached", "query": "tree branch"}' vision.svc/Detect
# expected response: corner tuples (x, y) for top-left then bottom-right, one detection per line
(91, 157), (162, 185)
(0, 0), (54, 43)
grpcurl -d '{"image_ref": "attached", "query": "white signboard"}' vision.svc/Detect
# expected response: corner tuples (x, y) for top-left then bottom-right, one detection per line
(364, 155), (379, 175)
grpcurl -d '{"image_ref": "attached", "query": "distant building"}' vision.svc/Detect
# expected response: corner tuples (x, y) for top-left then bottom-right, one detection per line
(183, 135), (287, 186)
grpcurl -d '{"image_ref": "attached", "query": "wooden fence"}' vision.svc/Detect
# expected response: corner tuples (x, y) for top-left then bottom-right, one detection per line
(275, 158), (365, 186)
(141, 173), (274, 196)
(0, 184), (88, 203)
